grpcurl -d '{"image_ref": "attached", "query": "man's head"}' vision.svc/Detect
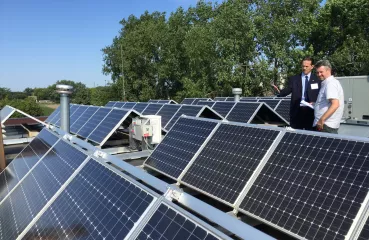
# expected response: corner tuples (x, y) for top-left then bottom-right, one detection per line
(315, 60), (332, 80)
(301, 56), (314, 75)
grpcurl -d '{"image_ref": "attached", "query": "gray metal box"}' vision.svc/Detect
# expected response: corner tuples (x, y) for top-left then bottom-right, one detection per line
(336, 75), (369, 121)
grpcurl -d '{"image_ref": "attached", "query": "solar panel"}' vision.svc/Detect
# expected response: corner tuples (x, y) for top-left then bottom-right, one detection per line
(181, 123), (280, 205)
(145, 117), (217, 179)
(54, 104), (79, 127)
(226, 97), (235, 101)
(181, 98), (195, 104)
(70, 106), (99, 134)
(48, 107), (62, 125)
(122, 102), (137, 109)
(45, 106), (60, 123)
(157, 100), (171, 104)
(225, 102), (261, 123)
(133, 103), (149, 113)
(213, 97), (227, 101)
(113, 102), (126, 108)
(156, 104), (181, 128)
(0, 140), (88, 239)
(192, 98), (209, 105)
(240, 132), (369, 240)
(274, 99), (290, 122)
(77, 107), (112, 138)
(148, 99), (158, 103)
(240, 99), (259, 102)
(211, 102), (235, 117)
(105, 101), (116, 107)
(0, 105), (15, 123)
(136, 202), (226, 240)
(69, 105), (88, 126)
(142, 103), (164, 115)
(258, 99), (281, 109)
(0, 129), (59, 202)
(165, 105), (203, 131)
(87, 108), (130, 145)
(358, 216), (369, 240)
(26, 158), (156, 240)
(197, 100), (215, 107)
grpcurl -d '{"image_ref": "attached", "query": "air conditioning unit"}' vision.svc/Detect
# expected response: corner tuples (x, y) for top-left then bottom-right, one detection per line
(131, 115), (161, 145)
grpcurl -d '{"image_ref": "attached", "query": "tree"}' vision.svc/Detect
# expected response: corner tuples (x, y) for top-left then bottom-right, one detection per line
(47, 80), (91, 104)
(252, 0), (320, 83)
(0, 87), (11, 100)
(23, 87), (34, 96)
(309, 0), (369, 76)
(0, 98), (43, 117)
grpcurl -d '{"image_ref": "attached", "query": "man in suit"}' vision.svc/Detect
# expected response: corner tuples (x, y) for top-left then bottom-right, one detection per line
(273, 57), (321, 130)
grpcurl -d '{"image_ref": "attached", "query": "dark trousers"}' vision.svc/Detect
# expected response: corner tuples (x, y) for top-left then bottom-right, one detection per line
(314, 124), (339, 134)
(290, 107), (314, 130)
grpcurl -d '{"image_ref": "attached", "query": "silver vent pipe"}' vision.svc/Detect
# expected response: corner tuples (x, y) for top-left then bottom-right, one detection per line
(232, 88), (242, 102)
(56, 84), (73, 133)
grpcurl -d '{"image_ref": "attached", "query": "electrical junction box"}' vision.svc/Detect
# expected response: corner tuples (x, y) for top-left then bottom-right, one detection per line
(131, 115), (161, 144)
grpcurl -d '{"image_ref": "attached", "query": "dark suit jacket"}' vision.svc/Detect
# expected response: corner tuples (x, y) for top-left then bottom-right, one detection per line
(278, 73), (321, 122)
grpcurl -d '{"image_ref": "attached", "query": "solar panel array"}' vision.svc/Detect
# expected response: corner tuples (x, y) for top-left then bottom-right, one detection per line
(0, 128), (234, 240)
(195, 101), (287, 124)
(145, 116), (369, 240)
(104, 101), (222, 131)
(46, 104), (139, 146)
(180, 98), (211, 105)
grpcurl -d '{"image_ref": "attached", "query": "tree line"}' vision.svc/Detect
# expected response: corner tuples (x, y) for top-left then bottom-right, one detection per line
(101, 0), (368, 102)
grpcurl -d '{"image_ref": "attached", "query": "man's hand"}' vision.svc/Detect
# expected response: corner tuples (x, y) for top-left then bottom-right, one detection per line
(316, 118), (325, 130)
(271, 84), (280, 93)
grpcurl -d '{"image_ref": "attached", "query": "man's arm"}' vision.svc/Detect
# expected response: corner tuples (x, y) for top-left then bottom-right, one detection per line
(278, 77), (293, 97)
(316, 99), (340, 129)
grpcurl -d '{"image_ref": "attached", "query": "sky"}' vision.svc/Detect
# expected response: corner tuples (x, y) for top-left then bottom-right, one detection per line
(0, 0), (198, 91)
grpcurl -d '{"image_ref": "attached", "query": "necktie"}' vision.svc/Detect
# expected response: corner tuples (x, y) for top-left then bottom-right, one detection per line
(304, 76), (309, 102)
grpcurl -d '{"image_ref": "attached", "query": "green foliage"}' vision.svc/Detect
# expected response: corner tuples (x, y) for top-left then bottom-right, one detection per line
(38, 104), (56, 116)
(310, 0), (369, 76)
(90, 86), (117, 106)
(0, 98), (44, 117)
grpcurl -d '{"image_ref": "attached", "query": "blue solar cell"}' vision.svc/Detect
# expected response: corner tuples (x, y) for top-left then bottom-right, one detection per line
(69, 105), (88, 127)
(0, 129), (59, 202)
(88, 109), (129, 144)
(225, 102), (261, 123)
(113, 102), (126, 108)
(133, 103), (149, 113)
(211, 102), (235, 117)
(0, 140), (88, 239)
(27, 158), (155, 240)
(105, 101), (116, 107)
(145, 118), (217, 179)
(137, 203), (223, 240)
(70, 106), (99, 134)
(142, 104), (164, 115)
(48, 107), (61, 125)
(181, 99), (195, 104)
(240, 132), (369, 240)
(156, 104), (181, 128)
(77, 108), (112, 139)
(275, 100), (290, 122)
(54, 105), (79, 127)
(45, 106), (60, 123)
(165, 105), (203, 131)
(182, 124), (280, 204)
(122, 102), (137, 109)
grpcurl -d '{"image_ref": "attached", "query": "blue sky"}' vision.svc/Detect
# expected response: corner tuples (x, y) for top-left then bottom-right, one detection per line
(0, 0), (198, 91)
